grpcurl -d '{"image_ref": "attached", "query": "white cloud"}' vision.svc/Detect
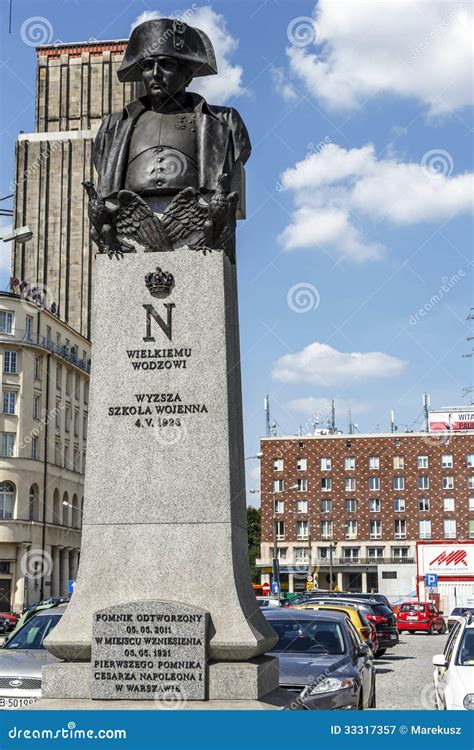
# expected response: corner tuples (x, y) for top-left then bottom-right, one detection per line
(278, 142), (473, 261)
(130, 7), (244, 104)
(272, 342), (406, 386)
(270, 66), (297, 102)
(0, 218), (12, 274)
(286, 1), (473, 116)
(287, 396), (369, 419)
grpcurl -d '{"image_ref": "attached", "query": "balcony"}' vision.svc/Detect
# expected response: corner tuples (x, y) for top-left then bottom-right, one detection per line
(313, 556), (415, 566)
(0, 331), (90, 374)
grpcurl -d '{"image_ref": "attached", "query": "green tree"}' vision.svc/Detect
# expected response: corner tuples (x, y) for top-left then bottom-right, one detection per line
(247, 506), (261, 583)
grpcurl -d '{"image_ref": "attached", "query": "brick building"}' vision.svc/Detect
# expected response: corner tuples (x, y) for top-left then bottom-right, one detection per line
(258, 431), (474, 602)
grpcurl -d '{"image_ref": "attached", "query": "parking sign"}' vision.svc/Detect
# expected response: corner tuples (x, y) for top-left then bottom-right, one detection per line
(425, 573), (438, 588)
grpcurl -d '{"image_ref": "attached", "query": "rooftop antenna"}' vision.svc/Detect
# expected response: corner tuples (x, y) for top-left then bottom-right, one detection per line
(270, 421), (277, 437)
(422, 393), (430, 431)
(311, 415), (319, 434)
(348, 409), (354, 435)
(328, 399), (336, 434)
(264, 395), (271, 438)
(390, 410), (397, 433)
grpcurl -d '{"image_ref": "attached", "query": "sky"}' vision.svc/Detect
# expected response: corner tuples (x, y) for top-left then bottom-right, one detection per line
(0, 0), (473, 504)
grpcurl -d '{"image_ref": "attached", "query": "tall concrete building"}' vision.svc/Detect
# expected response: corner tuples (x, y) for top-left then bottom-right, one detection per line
(11, 40), (138, 339)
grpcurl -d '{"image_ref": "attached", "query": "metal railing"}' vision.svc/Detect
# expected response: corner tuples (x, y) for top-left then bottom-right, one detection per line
(0, 330), (90, 374)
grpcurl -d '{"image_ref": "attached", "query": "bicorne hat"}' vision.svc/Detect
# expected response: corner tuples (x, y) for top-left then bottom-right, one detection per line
(117, 18), (217, 82)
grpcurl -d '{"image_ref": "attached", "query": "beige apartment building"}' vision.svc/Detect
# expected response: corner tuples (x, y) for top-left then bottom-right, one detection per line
(0, 292), (90, 613)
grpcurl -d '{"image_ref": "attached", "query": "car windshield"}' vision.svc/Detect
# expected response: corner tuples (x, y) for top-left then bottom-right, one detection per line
(456, 630), (474, 666)
(4, 613), (61, 650)
(269, 619), (346, 655)
(400, 604), (425, 613)
(451, 608), (474, 616)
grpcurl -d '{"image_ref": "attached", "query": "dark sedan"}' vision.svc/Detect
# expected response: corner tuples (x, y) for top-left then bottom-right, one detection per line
(263, 608), (375, 710)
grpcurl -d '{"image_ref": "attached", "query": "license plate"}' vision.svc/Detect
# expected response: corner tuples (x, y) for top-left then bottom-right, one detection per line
(407, 616), (417, 620)
(0, 697), (36, 710)
(389, 634), (398, 639)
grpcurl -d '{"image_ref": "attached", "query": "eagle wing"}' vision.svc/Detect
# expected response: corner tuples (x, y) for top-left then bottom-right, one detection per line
(115, 191), (171, 252)
(161, 188), (209, 245)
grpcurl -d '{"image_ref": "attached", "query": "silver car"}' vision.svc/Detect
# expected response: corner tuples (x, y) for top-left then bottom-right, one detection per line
(0, 606), (64, 710)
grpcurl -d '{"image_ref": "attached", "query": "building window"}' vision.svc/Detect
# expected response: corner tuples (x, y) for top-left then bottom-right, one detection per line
(74, 377), (81, 401)
(55, 403), (61, 429)
(64, 446), (70, 470)
(297, 521), (309, 540)
(441, 454), (453, 469)
(33, 355), (42, 381)
(382, 571), (397, 580)
(73, 450), (80, 472)
(320, 498), (332, 513)
(393, 476), (404, 491)
(443, 476), (454, 490)
(469, 497), (474, 512)
(320, 457), (331, 471)
(0, 482), (14, 519)
(74, 411), (79, 436)
(84, 382), (89, 404)
(394, 497), (405, 512)
(393, 547), (409, 560)
(345, 520), (357, 539)
(55, 441), (61, 466)
(368, 547), (384, 560)
(31, 436), (39, 460)
(343, 547), (359, 561)
(275, 547), (287, 562)
(417, 455), (428, 469)
(272, 479), (284, 493)
(418, 476), (429, 490)
(65, 406), (70, 432)
(345, 498), (356, 513)
(393, 456), (404, 470)
(419, 520), (431, 539)
(369, 477), (380, 491)
(345, 477), (356, 492)
(46, 325), (52, 348)
(273, 458), (283, 472)
(66, 370), (73, 395)
(0, 432), (15, 457)
(2, 391), (16, 415)
(3, 350), (17, 373)
(344, 456), (355, 471)
(28, 485), (39, 521)
(321, 478), (331, 492)
(294, 547), (309, 564)
(83, 414), (88, 440)
(0, 311), (14, 334)
(419, 497), (430, 511)
(296, 457), (307, 471)
(466, 454), (474, 468)
(276, 520), (285, 540)
(274, 499), (284, 514)
(368, 456), (379, 470)
(370, 497), (381, 513)
(25, 315), (33, 341)
(394, 519), (406, 539)
(443, 497), (455, 512)
(297, 478), (307, 492)
(296, 498), (308, 513)
(470, 520), (474, 539)
(469, 477), (474, 490)
(370, 520), (382, 539)
(444, 519), (456, 539)
(321, 520), (333, 539)
(33, 394), (40, 420)
(56, 363), (62, 390)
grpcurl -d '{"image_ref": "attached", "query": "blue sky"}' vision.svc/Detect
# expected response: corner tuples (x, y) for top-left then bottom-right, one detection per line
(0, 1), (473, 500)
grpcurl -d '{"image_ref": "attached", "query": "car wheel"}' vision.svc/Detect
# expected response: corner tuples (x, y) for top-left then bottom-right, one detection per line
(374, 648), (386, 657)
(358, 691), (364, 710)
(428, 624), (435, 635)
(440, 623), (447, 634)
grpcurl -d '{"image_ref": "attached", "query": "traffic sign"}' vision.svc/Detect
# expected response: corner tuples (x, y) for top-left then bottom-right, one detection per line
(261, 582), (270, 595)
(425, 573), (438, 588)
(306, 574), (313, 582)
(271, 581), (280, 595)
(68, 580), (76, 594)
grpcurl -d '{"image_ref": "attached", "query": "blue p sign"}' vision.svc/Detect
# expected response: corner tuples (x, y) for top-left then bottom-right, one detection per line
(426, 573), (438, 588)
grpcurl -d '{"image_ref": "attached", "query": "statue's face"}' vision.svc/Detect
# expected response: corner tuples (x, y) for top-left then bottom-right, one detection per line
(140, 55), (193, 102)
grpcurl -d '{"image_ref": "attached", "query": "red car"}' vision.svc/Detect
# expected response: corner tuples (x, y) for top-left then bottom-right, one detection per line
(397, 601), (446, 635)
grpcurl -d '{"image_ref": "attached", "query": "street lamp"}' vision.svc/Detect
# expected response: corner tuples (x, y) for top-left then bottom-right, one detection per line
(250, 483), (299, 603)
(328, 540), (337, 591)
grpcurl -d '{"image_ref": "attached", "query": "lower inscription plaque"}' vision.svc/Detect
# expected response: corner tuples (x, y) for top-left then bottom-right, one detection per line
(91, 601), (208, 700)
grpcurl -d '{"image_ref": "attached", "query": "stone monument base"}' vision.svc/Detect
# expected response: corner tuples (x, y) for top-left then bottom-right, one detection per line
(34, 657), (293, 710)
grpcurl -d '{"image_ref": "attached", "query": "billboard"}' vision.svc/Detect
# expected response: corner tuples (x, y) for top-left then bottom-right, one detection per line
(418, 542), (474, 577)
(428, 410), (474, 432)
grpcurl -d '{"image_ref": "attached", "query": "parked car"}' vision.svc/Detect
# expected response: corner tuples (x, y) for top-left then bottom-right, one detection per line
(263, 608), (375, 710)
(256, 596), (280, 608)
(0, 606), (64, 709)
(293, 603), (375, 650)
(397, 601), (446, 635)
(283, 591), (392, 609)
(433, 613), (474, 710)
(0, 615), (18, 633)
(448, 608), (474, 632)
(291, 597), (398, 657)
